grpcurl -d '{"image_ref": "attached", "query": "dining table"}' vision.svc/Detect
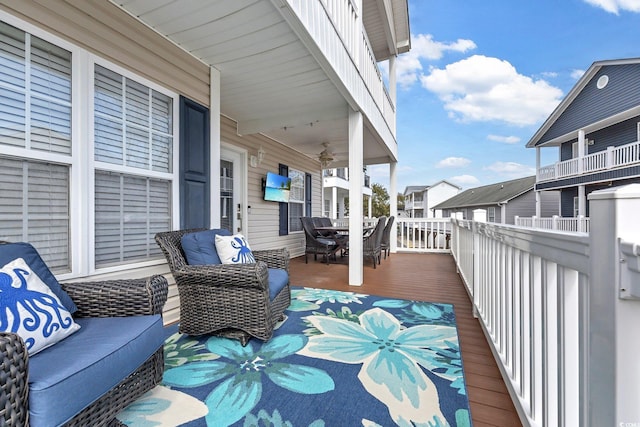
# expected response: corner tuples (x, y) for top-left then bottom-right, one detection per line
(313, 225), (375, 256)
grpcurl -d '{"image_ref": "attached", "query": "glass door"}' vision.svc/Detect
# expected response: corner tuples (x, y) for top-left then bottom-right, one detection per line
(220, 147), (246, 234)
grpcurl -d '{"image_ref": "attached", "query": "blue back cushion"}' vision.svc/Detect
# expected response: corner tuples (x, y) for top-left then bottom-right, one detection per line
(0, 242), (77, 314)
(181, 229), (232, 265)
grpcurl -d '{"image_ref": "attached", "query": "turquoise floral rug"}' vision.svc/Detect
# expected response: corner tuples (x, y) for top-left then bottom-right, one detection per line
(117, 287), (472, 426)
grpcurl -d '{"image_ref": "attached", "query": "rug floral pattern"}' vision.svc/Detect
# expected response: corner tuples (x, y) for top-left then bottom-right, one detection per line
(118, 288), (472, 427)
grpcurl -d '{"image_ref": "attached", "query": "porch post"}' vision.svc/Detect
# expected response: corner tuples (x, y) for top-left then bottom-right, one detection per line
(586, 184), (640, 426)
(578, 129), (585, 174)
(332, 187), (338, 218)
(578, 185), (586, 216)
(389, 54), (397, 134)
(348, 108), (364, 286)
(390, 161), (398, 253)
(535, 148), (541, 217)
(210, 66), (221, 228)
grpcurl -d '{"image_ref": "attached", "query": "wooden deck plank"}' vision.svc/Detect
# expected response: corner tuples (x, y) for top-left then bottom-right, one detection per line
(288, 252), (523, 427)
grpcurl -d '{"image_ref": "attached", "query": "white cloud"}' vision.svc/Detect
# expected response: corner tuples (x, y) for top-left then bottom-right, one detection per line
(541, 71), (558, 78)
(571, 69), (586, 80)
(450, 174), (480, 185)
(485, 161), (535, 177)
(436, 157), (471, 168)
(396, 34), (476, 88)
(583, 0), (640, 14)
(420, 55), (564, 126)
(487, 134), (521, 144)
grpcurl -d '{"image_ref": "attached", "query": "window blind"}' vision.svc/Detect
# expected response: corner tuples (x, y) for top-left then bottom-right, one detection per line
(0, 156), (70, 273)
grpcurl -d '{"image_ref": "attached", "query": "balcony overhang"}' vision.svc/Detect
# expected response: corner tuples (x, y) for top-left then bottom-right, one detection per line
(113, 0), (405, 167)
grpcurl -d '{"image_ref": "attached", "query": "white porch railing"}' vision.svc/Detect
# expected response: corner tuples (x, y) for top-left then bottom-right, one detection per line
(395, 218), (451, 252)
(515, 215), (590, 233)
(450, 184), (640, 427)
(287, 0), (397, 146)
(537, 140), (640, 182)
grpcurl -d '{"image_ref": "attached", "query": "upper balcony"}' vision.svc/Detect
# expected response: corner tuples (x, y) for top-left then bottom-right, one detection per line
(114, 0), (410, 169)
(537, 140), (640, 184)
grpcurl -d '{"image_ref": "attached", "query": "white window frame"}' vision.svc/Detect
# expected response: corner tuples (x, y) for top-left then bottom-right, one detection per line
(288, 168), (305, 233)
(487, 206), (496, 222)
(0, 13), (179, 279)
(88, 56), (180, 275)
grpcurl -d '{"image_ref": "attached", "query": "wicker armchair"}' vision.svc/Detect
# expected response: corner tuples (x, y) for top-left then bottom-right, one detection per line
(363, 216), (386, 268)
(154, 229), (291, 346)
(0, 275), (168, 427)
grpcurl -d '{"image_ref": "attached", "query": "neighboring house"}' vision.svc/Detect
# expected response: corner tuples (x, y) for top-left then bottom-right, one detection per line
(0, 0), (410, 317)
(433, 176), (560, 224)
(403, 181), (461, 218)
(322, 167), (373, 218)
(527, 58), (640, 218)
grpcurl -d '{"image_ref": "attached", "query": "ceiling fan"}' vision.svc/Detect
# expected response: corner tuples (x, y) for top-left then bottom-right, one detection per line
(318, 142), (334, 168)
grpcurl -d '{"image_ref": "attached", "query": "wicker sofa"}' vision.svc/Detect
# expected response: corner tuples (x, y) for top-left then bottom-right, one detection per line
(0, 243), (168, 427)
(155, 228), (291, 346)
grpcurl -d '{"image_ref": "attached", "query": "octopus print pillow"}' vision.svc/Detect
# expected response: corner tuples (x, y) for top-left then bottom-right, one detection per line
(214, 234), (256, 264)
(0, 258), (80, 355)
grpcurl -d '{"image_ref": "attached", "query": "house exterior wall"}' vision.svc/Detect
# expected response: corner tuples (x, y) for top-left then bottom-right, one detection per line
(440, 189), (557, 225)
(0, 3), (322, 324)
(538, 64), (640, 145)
(426, 182), (461, 218)
(560, 116), (640, 162)
(0, 0), (211, 107)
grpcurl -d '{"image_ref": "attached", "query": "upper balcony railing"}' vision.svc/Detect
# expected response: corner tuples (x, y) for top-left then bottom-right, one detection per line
(287, 0), (396, 142)
(537, 140), (640, 182)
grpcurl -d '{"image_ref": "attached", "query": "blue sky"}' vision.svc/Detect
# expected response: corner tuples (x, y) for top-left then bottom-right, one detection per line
(368, 0), (640, 193)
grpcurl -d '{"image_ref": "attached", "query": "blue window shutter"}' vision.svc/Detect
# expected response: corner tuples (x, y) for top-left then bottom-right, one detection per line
(279, 163), (289, 235)
(305, 173), (312, 216)
(179, 96), (210, 229)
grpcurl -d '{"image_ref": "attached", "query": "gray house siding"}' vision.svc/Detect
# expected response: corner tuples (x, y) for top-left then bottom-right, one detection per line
(560, 188), (578, 217)
(538, 64), (640, 145)
(560, 116), (639, 162)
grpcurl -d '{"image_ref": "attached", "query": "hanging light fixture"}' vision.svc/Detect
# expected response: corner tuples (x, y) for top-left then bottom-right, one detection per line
(318, 142), (334, 169)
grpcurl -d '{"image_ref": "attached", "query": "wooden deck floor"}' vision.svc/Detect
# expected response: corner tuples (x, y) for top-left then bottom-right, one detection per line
(288, 252), (523, 427)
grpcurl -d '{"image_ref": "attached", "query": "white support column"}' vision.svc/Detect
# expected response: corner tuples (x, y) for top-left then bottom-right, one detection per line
(536, 147), (541, 217)
(587, 184), (640, 426)
(578, 185), (586, 216)
(348, 108), (364, 286)
(500, 204), (507, 224)
(320, 170), (325, 217)
(578, 129), (585, 174)
(389, 54), (397, 134)
(390, 161), (398, 253)
(332, 187), (338, 218)
(210, 66), (221, 228)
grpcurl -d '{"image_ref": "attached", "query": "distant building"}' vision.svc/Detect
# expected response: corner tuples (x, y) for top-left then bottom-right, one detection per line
(403, 180), (461, 218)
(433, 176), (559, 224)
(527, 58), (640, 218)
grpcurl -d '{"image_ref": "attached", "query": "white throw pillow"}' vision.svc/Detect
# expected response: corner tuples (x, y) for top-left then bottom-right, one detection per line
(214, 234), (256, 264)
(0, 258), (80, 355)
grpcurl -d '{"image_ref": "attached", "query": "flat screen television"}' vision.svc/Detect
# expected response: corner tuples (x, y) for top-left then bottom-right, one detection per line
(263, 171), (291, 202)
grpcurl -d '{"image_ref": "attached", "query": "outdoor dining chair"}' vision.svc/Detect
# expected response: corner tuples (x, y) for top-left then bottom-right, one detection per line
(380, 215), (395, 259)
(363, 216), (386, 268)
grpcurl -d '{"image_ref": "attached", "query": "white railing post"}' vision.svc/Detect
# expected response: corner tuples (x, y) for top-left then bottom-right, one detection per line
(586, 184), (640, 426)
(552, 215), (559, 230)
(606, 146), (615, 168)
(532, 215), (538, 229)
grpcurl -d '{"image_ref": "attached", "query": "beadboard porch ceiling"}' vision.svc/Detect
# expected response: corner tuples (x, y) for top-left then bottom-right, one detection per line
(112, 0), (400, 168)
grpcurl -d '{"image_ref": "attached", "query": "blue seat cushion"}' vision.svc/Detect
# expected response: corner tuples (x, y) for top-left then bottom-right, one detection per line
(267, 268), (289, 301)
(0, 242), (77, 314)
(181, 229), (232, 265)
(27, 315), (164, 427)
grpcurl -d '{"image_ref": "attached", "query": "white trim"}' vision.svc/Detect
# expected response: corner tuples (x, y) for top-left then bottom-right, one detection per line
(220, 143), (248, 237)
